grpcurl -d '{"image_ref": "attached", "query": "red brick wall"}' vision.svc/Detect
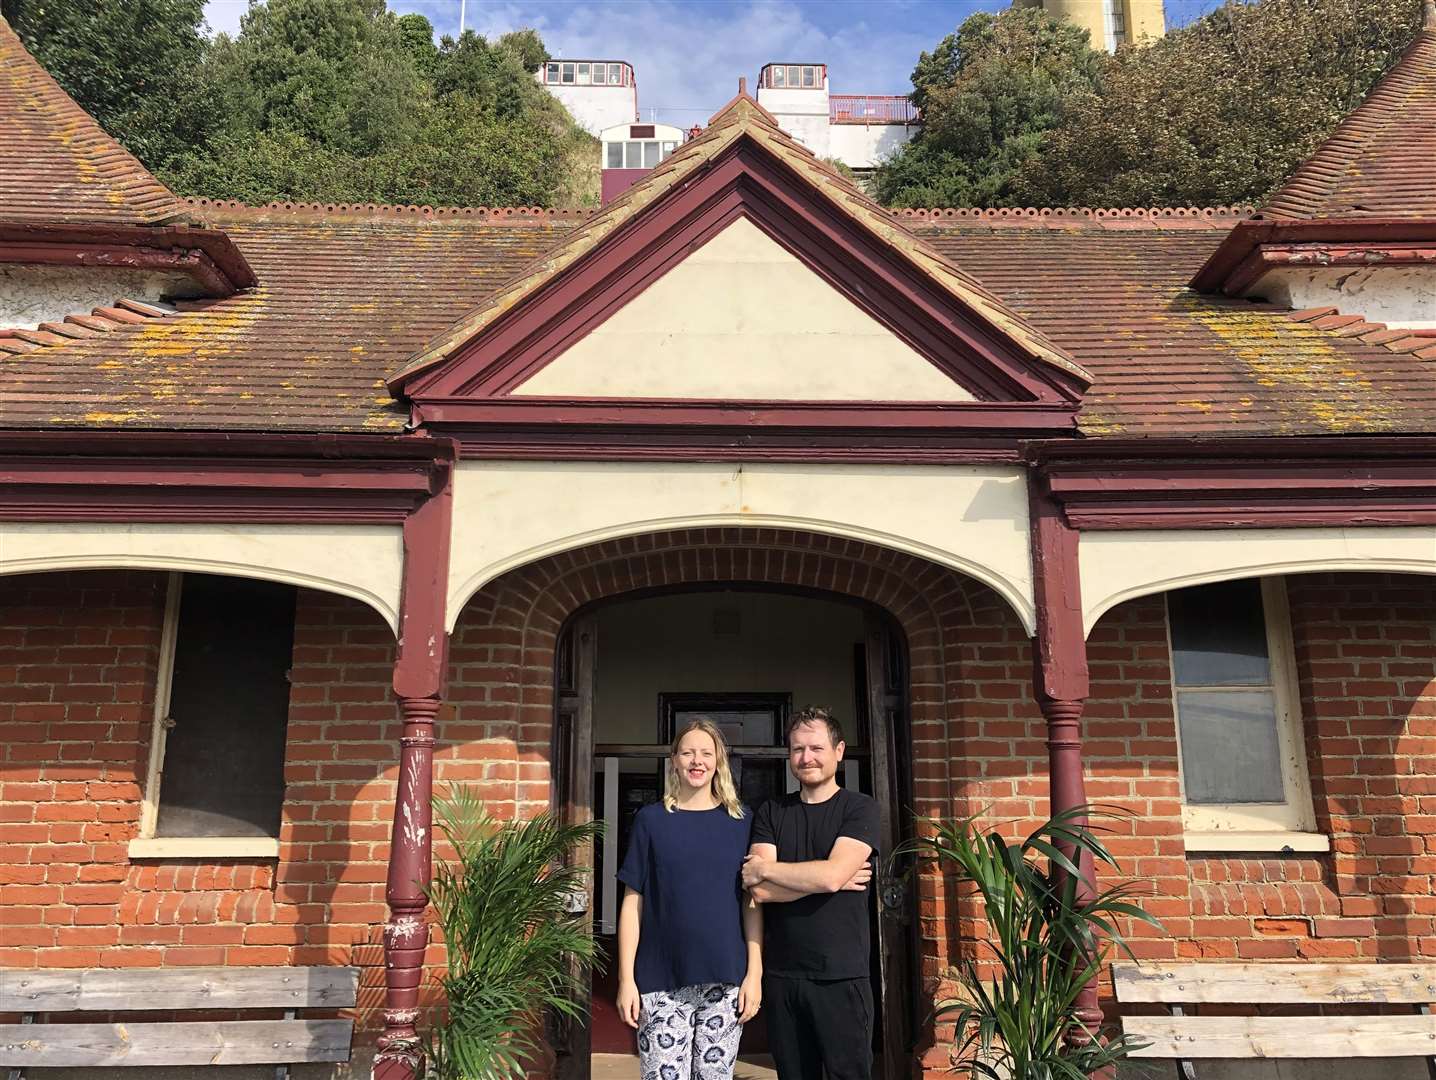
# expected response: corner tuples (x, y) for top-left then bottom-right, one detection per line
(3, 561), (1434, 1073)
(0, 571), (166, 970)
(1072, 573), (1436, 980)
(0, 573), (399, 1031)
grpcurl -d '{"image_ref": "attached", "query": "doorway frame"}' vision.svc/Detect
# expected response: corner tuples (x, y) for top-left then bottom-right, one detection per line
(549, 583), (920, 1080)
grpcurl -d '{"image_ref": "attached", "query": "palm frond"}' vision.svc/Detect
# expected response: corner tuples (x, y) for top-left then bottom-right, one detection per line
(422, 786), (603, 1080)
(900, 805), (1163, 1078)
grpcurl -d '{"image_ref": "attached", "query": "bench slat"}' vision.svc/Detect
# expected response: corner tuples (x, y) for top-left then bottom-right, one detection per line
(1124, 1014), (1436, 1059)
(0, 1019), (354, 1067)
(1113, 962), (1436, 1005)
(0, 967), (358, 1012)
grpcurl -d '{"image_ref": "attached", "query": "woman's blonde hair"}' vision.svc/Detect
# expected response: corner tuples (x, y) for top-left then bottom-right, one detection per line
(663, 717), (744, 819)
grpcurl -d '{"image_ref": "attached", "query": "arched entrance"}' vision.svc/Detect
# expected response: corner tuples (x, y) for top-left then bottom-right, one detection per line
(555, 587), (913, 1080)
(450, 526), (1041, 1080)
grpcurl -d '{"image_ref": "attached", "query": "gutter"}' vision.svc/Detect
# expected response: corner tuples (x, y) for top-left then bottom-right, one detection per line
(0, 221), (258, 297)
(1191, 217), (1436, 295)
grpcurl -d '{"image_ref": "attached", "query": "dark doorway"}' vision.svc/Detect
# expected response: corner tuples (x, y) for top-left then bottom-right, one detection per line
(551, 588), (916, 1080)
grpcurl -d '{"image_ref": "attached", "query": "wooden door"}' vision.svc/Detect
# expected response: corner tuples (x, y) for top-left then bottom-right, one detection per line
(553, 615), (597, 1080)
(862, 615), (915, 1080)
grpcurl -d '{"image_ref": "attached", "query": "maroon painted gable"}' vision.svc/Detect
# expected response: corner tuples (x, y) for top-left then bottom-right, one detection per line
(392, 98), (1089, 456)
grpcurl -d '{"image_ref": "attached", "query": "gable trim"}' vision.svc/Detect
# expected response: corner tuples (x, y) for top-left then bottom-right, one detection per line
(399, 140), (1087, 410)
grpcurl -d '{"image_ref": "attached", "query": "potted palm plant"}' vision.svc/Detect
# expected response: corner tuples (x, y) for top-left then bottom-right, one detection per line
(422, 786), (602, 1080)
(906, 806), (1161, 1079)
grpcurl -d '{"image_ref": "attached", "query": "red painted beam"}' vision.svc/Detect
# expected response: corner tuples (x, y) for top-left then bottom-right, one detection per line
(1035, 436), (1436, 529)
(0, 432), (455, 525)
(1191, 217), (1436, 295)
(0, 222), (257, 296)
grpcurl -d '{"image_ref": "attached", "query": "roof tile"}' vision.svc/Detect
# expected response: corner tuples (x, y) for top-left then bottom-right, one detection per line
(1260, 14), (1436, 221)
(0, 17), (189, 226)
(0, 209), (1430, 439)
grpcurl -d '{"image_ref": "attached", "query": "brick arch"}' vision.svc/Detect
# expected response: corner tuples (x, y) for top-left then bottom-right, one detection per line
(444, 526), (1047, 1004)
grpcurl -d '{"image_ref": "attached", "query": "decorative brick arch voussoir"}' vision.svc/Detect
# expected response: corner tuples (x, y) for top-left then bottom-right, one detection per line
(441, 527), (1044, 1038)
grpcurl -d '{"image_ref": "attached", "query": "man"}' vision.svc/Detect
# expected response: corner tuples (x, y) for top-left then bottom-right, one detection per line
(742, 706), (881, 1080)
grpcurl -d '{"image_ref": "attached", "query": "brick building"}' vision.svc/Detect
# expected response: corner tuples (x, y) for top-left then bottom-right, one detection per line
(2, 10), (1436, 1080)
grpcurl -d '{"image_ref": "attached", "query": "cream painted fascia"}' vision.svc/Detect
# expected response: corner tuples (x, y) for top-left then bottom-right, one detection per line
(446, 460), (1034, 631)
(1081, 525), (1436, 633)
(512, 217), (976, 402)
(1183, 831), (1330, 854)
(0, 522), (405, 633)
(127, 836), (280, 859)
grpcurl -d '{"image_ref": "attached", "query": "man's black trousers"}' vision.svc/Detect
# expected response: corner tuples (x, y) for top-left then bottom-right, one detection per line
(763, 973), (874, 1080)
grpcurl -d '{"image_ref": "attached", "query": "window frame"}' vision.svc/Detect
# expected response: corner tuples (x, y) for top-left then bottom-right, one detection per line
(128, 572), (282, 860)
(1164, 577), (1321, 844)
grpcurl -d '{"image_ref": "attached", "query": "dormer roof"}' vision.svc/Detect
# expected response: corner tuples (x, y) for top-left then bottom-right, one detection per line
(0, 17), (255, 297)
(1193, 5), (1436, 294)
(1260, 5), (1436, 222)
(0, 16), (188, 226)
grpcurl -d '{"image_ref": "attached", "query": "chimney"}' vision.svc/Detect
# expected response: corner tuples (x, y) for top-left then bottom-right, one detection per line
(739, 76), (747, 96)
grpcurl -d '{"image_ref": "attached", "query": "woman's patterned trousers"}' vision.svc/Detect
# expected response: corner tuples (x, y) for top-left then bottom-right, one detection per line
(637, 982), (744, 1080)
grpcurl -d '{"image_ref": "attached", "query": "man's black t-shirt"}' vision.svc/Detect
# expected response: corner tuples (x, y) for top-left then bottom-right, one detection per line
(750, 787), (881, 979)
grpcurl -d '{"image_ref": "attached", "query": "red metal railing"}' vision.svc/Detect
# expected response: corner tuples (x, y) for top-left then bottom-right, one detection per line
(829, 94), (919, 125)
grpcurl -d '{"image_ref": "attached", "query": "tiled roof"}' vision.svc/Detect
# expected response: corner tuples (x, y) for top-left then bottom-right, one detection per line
(0, 16), (189, 226)
(919, 219), (1436, 436)
(1, 205), (1432, 437)
(392, 94), (1085, 388)
(1259, 7), (1436, 221)
(0, 210), (568, 430)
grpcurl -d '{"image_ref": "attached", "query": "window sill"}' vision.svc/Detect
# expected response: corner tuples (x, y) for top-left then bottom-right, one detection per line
(128, 836), (280, 860)
(1184, 831), (1331, 855)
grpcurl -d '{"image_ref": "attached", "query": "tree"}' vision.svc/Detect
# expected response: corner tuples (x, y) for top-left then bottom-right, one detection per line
(200, 0), (426, 158)
(1015, 0), (1424, 207)
(159, 0), (592, 207)
(0, 0), (216, 170)
(873, 8), (1102, 208)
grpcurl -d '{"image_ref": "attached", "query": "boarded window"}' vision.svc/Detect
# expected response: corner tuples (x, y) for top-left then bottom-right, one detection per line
(154, 574), (297, 838)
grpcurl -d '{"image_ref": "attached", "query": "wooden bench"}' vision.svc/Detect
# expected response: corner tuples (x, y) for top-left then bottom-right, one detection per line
(0, 966), (358, 1077)
(1113, 961), (1436, 1079)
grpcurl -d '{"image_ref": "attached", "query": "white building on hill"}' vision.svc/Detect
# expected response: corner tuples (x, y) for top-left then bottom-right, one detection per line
(537, 59), (638, 136)
(754, 62), (920, 174)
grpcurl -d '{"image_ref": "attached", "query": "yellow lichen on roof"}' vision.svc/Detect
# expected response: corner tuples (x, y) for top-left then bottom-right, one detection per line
(1180, 299), (1395, 433)
(391, 95), (1086, 389)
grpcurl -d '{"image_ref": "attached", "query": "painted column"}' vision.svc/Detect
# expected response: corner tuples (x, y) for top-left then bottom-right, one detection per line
(1028, 481), (1102, 1042)
(374, 451), (455, 1080)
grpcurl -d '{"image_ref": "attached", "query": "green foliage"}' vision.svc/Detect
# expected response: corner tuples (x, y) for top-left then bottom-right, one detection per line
(422, 787), (601, 1080)
(164, 0), (585, 206)
(202, 0), (425, 157)
(1016, 0), (1424, 207)
(877, 0), (1424, 209)
(901, 807), (1162, 1079)
(1, 0), (216, 170)
(873, 8), (1101, 208)
(8, 0), (594, 207)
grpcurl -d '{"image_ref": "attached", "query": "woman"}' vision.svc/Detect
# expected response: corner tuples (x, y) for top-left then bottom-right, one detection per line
(616, 718), (762, 1080)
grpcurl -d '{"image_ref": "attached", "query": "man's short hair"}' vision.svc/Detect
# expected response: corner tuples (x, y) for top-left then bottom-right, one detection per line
(786, 706), (844, 748)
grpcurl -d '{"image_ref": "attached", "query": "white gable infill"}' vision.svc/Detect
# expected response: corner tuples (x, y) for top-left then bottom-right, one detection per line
(512, 218), (975, 402)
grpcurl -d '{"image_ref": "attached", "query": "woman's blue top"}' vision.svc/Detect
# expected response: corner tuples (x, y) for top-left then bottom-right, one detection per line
(617, 801), (752, 994)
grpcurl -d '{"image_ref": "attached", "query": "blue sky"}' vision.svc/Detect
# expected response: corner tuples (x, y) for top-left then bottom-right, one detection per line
(202, 0), (1229, 128)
